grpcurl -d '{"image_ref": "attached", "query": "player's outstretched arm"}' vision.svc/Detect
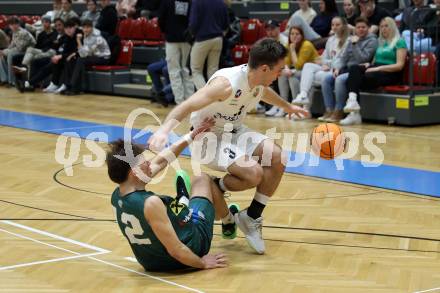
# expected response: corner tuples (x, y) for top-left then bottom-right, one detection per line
(144, 196), (228, 269)
(261, 87), (310, 119)
(148, 77), (232, 151)
(147, 118), (215, 178)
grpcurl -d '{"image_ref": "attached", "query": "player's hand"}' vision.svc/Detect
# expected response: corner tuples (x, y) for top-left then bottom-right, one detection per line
(201, 253), (228, 269)
(147, 130), (169, 152)
(284, 104), (310, 119)
(191, 117), (215, 140)
(332, 68), (339, 78)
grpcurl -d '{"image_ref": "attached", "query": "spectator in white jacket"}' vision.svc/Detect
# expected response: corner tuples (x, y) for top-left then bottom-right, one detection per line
(292, 0), (317, 25)
(63, 19), (110, 95)
(292, 16), (349, 107)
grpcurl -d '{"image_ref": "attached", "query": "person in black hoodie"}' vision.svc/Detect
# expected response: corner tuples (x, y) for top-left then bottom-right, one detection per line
(96, 0), (118, 37)
(158, 0), (194, 104)
(23, 19), (82, 92)
(13, 16), (58, 89)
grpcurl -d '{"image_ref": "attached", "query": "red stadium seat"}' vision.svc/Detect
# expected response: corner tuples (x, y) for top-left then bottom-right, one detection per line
(232, 44), (249, 65)
(118, 18), (133, 40)
(130, 17), (148, 45)
(20, 16), (32, 24)
(410, 53), (436, 85)
(143, 17), (164, 46)
(92, 40), (133, 70)
(0, 19), (6, 30)
(241, 19), (265, 46)
(382, 54), (436, 93)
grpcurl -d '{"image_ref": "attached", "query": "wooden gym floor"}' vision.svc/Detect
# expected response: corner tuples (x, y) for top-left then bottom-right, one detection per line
(0, 87), (440, 292)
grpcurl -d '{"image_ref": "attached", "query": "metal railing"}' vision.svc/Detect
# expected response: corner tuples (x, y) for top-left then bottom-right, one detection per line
(406, 6), (440, 95)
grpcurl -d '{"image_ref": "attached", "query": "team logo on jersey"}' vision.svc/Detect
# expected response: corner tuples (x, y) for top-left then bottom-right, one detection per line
(170, 199), (185, 216)
(235, 89), (242, 98)
(214, 105), (245, 122)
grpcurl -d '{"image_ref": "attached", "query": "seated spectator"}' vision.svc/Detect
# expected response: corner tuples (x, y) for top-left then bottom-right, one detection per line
(400, 0), (435, 53)
(342, 17), (407, 125)
(63, 19), (110, 95)
(147, 59), (175, 106)
(320, 17), (378, 122)
(24, 19), (81, 93)
(0, 17), (36, 86)
(96, 0), (118, 37)
(57, 0), (79, 22)
(265, 20), (288, 46)
(269, 26), (320, 117)
(292, 16), (349, 106)
(81, 0), (101, 26)
(285, 0), (338, 49)
(13, 16), (58, 91)
(358, 0), (391, 34)
(44, 0), (62, 22)
(293, 0), (317, 25)
(343, 0), (358, 31)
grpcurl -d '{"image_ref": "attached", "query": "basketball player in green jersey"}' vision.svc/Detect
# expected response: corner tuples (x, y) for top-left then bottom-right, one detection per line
(108, 118), (231, 271)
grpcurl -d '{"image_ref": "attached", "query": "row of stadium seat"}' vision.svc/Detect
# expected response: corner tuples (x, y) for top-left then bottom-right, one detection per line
(231, 18), (437, 92)
(117, 17), (164, 46)
(1, 13), (436, 93)
(0, 15), (41, 29)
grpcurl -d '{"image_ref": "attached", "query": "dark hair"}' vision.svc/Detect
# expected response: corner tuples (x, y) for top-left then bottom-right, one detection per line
(63, 0), (72, 4)
(354, 16), (369, 26)
(87, 0), (97, 4)
(81, 19), (93, 27)
(106, 139), (145, 184)
(54, 18), (64, 25)
(322, 0), (338, 15)
(288, 26), (305, 53)
(248, 38), (288, 70)
(64, 18), (77, 28)
(7, 16), (20, 25)
(70, 17), (81, 26)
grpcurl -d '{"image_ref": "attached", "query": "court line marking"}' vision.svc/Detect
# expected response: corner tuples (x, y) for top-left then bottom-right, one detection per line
(414, 287), (440, 293)
(0, 226), (108, 271)
(0, 221), (204, 293)
(1, 220), (109, 253)
(89, 256), (204, 293)
(0, 252), (106, 271)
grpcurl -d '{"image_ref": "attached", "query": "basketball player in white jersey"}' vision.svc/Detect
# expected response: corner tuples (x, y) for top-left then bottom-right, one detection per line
(148, 38), (309, 254)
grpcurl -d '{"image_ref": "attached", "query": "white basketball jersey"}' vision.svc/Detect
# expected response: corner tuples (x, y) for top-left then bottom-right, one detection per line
(190, 65), (265, 131)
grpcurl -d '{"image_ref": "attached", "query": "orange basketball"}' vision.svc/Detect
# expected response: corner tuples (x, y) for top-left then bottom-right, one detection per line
(310, 123), (345, 160)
